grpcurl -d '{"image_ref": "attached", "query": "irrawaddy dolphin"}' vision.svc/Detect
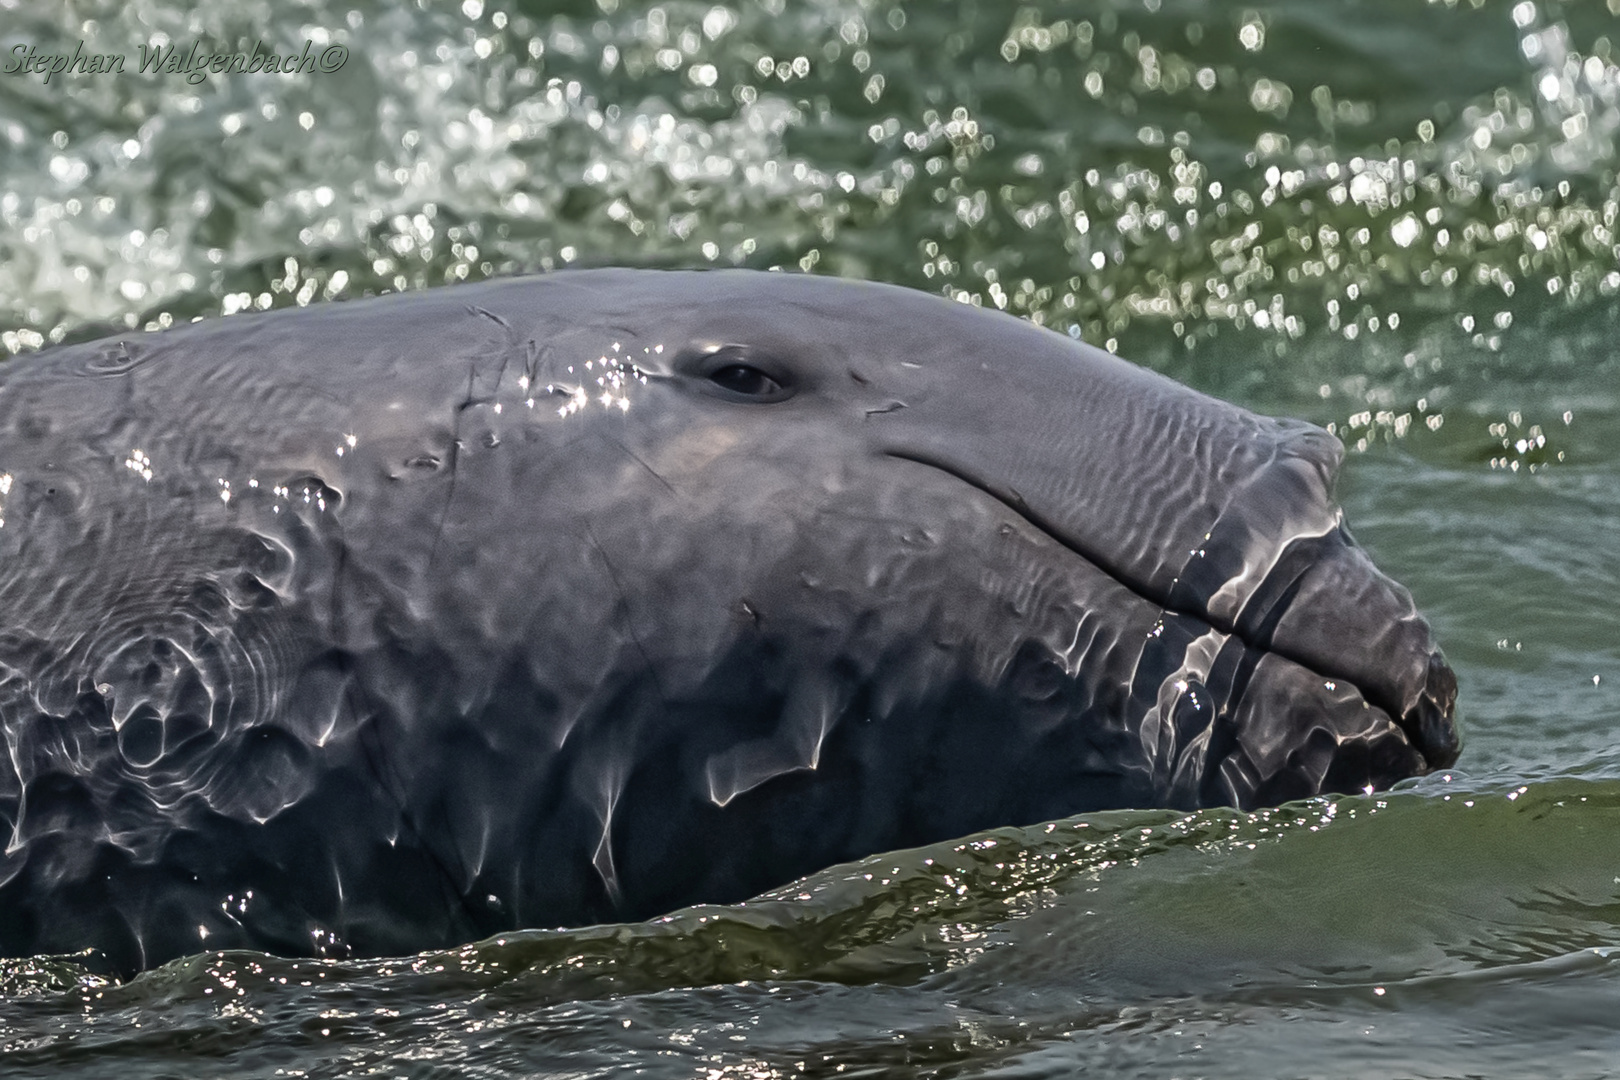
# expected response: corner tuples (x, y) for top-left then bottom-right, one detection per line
(0, 269), (1458, 973)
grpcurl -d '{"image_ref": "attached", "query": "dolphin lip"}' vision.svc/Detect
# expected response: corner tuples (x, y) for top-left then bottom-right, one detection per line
(883, 447), (1461, 772)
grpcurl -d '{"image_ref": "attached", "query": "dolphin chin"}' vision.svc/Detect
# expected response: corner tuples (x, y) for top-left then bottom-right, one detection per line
(0, 268), (1458, 973)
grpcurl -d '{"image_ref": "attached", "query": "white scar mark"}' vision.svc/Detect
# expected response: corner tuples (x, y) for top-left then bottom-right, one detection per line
(705, 681), (843, 808)
(589, 766), (627, 905)
(3, 727), (26, 856)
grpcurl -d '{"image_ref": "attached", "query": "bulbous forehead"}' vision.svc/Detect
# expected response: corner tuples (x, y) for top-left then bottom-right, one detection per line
(478, 268), (1071, 379)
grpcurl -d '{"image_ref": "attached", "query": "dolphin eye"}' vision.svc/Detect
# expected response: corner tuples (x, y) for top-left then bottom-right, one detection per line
(708, 363), (782, 397)
(676, 344), (795, 402)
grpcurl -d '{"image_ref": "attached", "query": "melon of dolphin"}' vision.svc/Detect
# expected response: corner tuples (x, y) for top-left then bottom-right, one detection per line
(0, 270), (1457, 973)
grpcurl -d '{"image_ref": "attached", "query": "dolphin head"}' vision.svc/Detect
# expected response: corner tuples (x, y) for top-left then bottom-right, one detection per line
(0, 267), (1460, 966)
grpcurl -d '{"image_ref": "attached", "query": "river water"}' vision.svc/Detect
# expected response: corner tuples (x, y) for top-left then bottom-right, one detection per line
(1, 0), (1616, 1075)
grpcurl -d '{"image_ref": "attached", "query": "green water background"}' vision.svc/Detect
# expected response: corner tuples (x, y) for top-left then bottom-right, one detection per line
(1, 0), (1617, 1075)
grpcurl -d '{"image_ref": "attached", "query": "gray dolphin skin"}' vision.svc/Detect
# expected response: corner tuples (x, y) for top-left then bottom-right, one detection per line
(0, 269), (1458, 973)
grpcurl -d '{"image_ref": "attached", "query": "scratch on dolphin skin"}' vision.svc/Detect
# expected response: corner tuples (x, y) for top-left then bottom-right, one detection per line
(605, 437), (677, 496)
(426, 443), (463, 569)
(427, 363), (478, 569)
(464, 306), (517, 399)
(581, 523), (671, 712)
(864, 401), (907, 418)
(523, 340), (544, 390)
(428, 306), (529, 567)
(466, 305), (510, 330)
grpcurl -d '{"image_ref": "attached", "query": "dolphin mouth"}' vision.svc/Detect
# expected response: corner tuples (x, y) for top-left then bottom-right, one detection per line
(882, 448), (1460, 773)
